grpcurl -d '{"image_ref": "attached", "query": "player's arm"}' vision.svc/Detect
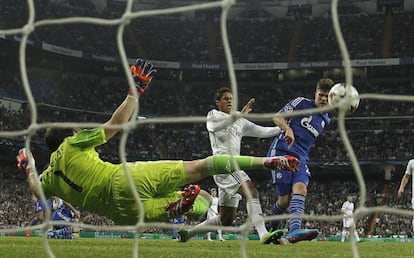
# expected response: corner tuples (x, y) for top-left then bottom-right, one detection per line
(63, 200), (81, 219)
(17, 148), (41, 197)
(207, 98), (259, 132)
(273, 113), (294, 148)
(103, 94), (138, 140)
(103, 58), (156, 141)
(241, 98), (255, 114)
(398, 173), (411, 197)
(243, 119), (281, 138)
(206, 110), (234, 132)
(240, 98), (281, 138)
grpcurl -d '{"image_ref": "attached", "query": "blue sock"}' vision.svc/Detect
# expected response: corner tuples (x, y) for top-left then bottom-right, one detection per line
(270, 202), (284, 230)
(288, 194), (306, 233)
(54, 227), (73, 237)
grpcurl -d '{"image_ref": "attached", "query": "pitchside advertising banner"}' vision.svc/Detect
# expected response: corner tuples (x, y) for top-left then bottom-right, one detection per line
(2, 230), (414, 242)
(1, 37), (411, 70)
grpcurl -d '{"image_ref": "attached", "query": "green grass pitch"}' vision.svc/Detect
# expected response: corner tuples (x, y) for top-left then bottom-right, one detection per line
(0, 238), (413, 258)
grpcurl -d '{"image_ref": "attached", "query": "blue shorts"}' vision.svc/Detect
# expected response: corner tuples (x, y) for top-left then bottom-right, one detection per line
(271, 158), (310, 196)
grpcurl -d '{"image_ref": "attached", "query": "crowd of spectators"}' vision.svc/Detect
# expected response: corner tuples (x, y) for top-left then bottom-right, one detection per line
(1, 66), (413, 164)
(0, 163), (412, 238)
(0, 1), (414, 63)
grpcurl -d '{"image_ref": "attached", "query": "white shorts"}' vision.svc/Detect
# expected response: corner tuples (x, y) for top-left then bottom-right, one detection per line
(343, 217), (355, 228)
(213, 170), (250, 208)
(207, 210), (218, 219)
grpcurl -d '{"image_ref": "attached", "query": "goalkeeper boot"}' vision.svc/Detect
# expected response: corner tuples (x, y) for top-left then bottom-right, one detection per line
(265, 155), (299, 172)
(166, 184), (201, 217)
(287, 229), (319, 243)
(260, 229), (284, 244)
(177, 229), (190, 243)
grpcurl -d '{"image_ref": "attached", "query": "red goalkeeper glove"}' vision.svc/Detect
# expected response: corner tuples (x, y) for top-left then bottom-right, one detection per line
(17, 148), (34, 176)
(130, 58), (157, 97)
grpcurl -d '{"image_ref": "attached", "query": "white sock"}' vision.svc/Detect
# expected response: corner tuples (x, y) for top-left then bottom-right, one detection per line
(217, 229), (223, 239)
(206, 232), (211, 240)
(354, 231), (360, 241)
(247, 198), (267, 239)
(341, 230), (347, 241)
(188, 215), (221, 238)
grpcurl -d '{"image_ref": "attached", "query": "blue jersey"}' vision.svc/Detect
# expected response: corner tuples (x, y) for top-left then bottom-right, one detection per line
(34, 198), (53, 213)
(51, 206), (75, 222)
(267, 97), (330, 163)
(172, 216), (185, 224)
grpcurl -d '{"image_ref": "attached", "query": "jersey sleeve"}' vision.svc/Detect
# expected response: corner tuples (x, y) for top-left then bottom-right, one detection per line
(278, 97), (306, 113)
(242, 119), (281, 138)
(39, 168), (54, 198)
(66, 128), (107, 149)
(206, 109), (233, 132)
(405, 159), (414, 176)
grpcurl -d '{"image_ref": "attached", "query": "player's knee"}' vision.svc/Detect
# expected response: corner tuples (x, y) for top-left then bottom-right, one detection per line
(239, 181), (259, 198)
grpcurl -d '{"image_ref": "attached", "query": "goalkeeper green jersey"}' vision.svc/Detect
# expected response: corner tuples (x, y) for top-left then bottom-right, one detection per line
(41, 128), (118, 215)
(40, 127), (207, 224)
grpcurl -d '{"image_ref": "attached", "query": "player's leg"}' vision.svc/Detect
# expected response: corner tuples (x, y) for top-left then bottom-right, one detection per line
(182, 155), (299, 183)
(350, 221), (360, 242)
(238, 178), (280, 244)
(112, 161), (208, 223)
(341, 225), (349, 242)
(180, 189), (237, 242)
(269, 168), (293, 231)
(286, 168), (319, 243)
(217, 229), (224, 241)
(47, 226), (74, 239)
(206, 232), (212, 241)
(146, 190), (211, 221)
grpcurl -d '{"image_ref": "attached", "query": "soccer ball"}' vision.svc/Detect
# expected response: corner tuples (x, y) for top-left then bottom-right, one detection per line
(328, 83), (360, 112)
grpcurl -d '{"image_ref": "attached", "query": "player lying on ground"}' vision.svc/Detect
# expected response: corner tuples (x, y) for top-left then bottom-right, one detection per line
(17, 58), (300, 225)
(47, 196), (81, 239)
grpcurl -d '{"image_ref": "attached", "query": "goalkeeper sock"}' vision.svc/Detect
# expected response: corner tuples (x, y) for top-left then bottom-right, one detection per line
(206, 155), (264, 176)
(188, 195), (210, 218)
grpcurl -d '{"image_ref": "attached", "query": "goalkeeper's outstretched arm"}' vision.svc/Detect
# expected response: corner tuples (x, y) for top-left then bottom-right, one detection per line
(103, 58), (156, 141)
(16, 148), (41, 197)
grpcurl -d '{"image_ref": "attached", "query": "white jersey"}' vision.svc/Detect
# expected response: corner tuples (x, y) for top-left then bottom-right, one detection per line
(206, 109), (281, 156)
(341, 201), (354, 216)
(207, 196), (219, 218)
(341, 201), (355, 227)
(206, 109), (281, 201)
(405, 159), (414, 206)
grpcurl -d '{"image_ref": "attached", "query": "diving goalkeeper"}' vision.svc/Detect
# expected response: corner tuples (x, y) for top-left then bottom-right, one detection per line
(17, 58), (300, 225)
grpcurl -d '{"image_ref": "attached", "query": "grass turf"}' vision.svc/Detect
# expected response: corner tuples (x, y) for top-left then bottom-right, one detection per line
(0, 238), (413, 258)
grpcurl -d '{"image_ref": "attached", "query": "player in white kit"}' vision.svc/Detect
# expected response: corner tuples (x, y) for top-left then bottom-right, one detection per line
(178, 87), (289, 244)
(206, 188), (225, 241)
(341, 195), (360, 242)
(398, 159), (414, 231)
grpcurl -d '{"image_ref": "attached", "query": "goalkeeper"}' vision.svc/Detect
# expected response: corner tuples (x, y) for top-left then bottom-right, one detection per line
(17, 58), (300, 225)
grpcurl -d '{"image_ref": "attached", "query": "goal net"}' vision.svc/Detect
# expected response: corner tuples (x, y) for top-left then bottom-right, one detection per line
(0, 0), (413, 258)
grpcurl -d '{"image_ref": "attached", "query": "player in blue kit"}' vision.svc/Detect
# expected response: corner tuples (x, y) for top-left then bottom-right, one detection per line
(267, 78), (334, 243)
(48, 197), (81, 239)
(30, 195), (53, 225)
